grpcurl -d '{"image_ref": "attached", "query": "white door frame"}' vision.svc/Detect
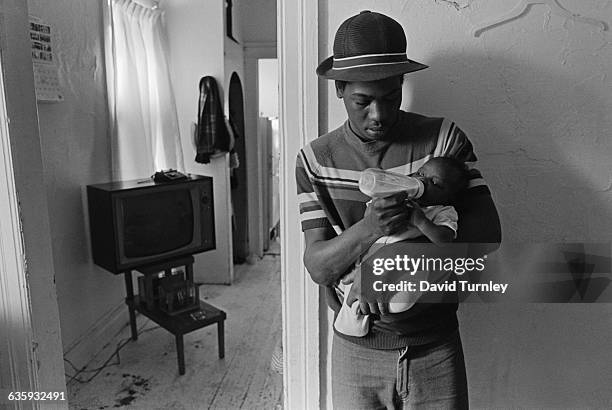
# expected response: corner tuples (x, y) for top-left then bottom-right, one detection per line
(0, 0), (67, 407)
(279, 0), (322, 408)
(0, 44), (39, 406)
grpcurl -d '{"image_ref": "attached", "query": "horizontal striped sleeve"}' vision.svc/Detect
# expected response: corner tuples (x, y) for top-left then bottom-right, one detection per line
(438, 119), (489, 194)
(296, 152), (332, 231)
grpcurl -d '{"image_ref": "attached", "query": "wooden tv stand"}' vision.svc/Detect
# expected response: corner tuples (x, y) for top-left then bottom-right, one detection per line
(122, 255), (226, 375)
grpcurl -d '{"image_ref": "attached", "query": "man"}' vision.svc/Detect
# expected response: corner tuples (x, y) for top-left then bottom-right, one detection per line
(296, 10), (501, 409)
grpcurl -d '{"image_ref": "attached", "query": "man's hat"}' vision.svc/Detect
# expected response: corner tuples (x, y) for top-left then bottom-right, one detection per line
(316, 11), (428, 82)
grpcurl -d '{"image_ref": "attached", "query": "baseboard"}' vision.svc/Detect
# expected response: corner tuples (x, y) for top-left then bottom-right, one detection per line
(62, 302), (129, 377)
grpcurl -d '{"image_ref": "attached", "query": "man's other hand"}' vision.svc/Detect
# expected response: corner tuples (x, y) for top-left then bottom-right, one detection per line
(363, 192), (412, 237)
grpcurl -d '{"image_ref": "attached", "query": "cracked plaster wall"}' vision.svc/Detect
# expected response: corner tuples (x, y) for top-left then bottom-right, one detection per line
(324, 1), (612, 408)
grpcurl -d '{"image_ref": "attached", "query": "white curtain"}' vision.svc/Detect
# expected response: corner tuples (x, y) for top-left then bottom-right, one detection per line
(104, 0), (184, 180)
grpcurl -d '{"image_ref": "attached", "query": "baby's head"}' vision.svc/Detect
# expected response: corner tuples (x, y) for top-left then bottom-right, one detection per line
(414, 157), (469, 206)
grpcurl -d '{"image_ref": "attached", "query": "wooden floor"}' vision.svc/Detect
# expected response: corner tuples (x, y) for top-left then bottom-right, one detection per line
(68, 253), (283, 410)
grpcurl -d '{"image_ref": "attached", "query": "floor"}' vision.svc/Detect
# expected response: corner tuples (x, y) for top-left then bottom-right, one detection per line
(67, 250), (283, 410)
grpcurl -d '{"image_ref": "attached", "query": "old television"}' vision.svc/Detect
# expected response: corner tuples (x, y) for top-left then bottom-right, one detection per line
(87, 175), (215, 274)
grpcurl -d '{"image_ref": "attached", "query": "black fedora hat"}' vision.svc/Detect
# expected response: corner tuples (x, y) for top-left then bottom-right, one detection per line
(317, 11), (428, 82)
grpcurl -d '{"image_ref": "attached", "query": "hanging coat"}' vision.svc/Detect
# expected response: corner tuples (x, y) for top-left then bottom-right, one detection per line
(195, 76), (230, 163)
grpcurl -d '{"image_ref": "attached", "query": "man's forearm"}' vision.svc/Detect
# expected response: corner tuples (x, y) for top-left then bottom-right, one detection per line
(455, 191), (502, 254)
(304, 220), (380, 286)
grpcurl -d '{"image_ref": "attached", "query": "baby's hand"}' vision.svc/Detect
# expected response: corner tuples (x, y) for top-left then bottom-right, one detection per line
(407, 200), (427, 228)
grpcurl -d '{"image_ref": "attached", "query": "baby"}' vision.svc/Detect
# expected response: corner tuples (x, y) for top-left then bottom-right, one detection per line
(334, 156), (470, 337)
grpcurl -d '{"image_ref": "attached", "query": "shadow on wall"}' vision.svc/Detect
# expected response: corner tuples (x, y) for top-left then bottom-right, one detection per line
(407, 51), (612, 408)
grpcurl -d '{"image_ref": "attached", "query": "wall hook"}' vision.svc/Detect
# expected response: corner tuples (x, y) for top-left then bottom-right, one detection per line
(473, 0), (608, 37)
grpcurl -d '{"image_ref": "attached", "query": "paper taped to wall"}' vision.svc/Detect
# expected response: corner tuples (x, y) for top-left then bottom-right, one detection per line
(29, 15), (63, 102)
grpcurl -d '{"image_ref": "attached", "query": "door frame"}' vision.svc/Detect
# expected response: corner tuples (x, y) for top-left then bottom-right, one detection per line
(0, 37), (39, 406)
(0, 0), (66, 406)
(278, 0), (322, 408)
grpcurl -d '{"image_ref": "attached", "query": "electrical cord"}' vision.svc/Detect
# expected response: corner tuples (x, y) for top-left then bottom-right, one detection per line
(64, 325), (160, 384)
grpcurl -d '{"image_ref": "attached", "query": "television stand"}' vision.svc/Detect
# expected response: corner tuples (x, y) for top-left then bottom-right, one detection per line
(122, 255), (226, 375)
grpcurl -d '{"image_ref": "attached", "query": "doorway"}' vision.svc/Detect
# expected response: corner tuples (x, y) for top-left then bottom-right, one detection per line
(228, 72), (248, 264)
(257, 58), (280, 252)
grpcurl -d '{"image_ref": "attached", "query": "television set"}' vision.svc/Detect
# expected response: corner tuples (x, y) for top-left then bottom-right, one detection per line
(87, 175), (215, 274)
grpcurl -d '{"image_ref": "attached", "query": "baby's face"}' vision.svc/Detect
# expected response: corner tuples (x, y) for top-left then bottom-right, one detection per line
(414, 161), (460, 206)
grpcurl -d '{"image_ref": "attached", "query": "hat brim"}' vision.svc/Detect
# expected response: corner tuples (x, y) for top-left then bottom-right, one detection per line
(316, 55), (428, 81)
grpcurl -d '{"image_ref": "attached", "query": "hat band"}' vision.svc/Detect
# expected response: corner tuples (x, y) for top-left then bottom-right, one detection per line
(332, 53), (408, 69)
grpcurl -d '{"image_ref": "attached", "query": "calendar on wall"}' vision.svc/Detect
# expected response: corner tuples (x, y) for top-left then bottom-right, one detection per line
(29, 16), (63, 102)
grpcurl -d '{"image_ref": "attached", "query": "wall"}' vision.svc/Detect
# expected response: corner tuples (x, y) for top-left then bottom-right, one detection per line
(224, 0), (245, 117)
(164, 0), (235, 284)
(323, 0), (612, 407)
(164, 0), (247, 283)
(258, 59), (279, 118)
(25, 0), (128, 368)
(239, 0), (276, 43)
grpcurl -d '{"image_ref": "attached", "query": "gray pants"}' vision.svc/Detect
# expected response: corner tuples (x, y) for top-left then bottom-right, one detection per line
(332, 331), (468, 409)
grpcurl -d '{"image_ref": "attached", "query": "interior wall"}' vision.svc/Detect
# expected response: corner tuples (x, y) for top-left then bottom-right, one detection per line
(164, 0), (234, 284)
(224, 1), (245, 124)
(239, 0), (277, 43)
(323, 0), (612, 407)
(25, 0), (126, 359)
(258, 59), (279, 118)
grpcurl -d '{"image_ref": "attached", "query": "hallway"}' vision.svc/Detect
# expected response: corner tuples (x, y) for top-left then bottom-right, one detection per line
(67, 252), (282, 409)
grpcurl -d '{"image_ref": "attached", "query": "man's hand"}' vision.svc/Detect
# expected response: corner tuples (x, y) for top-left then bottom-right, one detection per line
(340, 192), (414, 315)
(346, 269), (390, 316)
(363, 192), (413, 237)
(359, 300), (390, 316)
(340, 271), (356, 285)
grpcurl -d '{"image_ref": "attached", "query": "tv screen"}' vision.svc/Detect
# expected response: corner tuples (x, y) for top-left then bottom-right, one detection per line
(87, 175), (215, 274)
(122, 190), (194, 257)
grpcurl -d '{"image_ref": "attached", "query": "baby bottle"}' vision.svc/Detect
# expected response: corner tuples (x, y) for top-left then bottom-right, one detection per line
(359, 168), (425, 199)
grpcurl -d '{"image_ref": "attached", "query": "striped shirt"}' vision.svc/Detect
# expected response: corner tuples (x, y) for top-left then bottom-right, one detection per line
(296, 111), (490, 349)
